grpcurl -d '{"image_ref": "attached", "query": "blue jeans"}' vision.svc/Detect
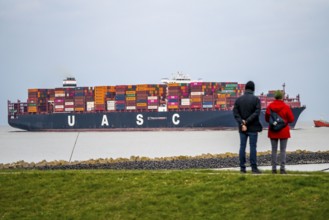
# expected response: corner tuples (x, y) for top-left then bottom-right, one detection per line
(239, 132), (258, 170)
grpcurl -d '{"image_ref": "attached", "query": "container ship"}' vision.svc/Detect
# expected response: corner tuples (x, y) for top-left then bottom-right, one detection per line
(8, 73), (305, 131)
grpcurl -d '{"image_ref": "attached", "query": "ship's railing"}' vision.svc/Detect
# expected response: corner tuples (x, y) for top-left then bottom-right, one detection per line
(8, 101), (28, 117)
(8, 100), (54, 116)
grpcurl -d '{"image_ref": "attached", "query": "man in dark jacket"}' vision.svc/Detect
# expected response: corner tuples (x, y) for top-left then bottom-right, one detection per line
(233, 81), (263, 174)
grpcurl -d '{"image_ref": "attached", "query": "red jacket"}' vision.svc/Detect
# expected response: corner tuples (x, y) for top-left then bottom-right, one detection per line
(265, 100), (294, 139)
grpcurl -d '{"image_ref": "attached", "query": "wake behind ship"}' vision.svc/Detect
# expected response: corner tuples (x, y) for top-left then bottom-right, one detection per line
(8, 73), (305, 131)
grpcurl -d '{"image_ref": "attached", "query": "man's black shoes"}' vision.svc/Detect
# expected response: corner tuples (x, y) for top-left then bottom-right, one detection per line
(252, 169), (262, 174)
(280, 169), (287, 174)
(240, 168), (262, 174)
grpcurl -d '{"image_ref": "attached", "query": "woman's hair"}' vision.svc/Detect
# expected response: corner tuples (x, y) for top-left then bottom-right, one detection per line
(274, 90), (283, 100)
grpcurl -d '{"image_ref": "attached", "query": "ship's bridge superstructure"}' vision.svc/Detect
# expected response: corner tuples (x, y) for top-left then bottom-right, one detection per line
(63, 77), (77, 88)
(161, 72), (202, 84)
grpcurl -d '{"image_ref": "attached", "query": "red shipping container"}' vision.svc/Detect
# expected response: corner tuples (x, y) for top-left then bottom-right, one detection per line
(54, 98), (65, 103)
(190, 104), (202, 109)
(116, 100), (125, 105)
(95, 104), (105, 111)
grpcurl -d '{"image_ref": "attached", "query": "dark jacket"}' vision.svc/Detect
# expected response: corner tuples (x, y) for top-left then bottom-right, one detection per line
(233, 90), (263, 132)
(265, 100), (294, 139)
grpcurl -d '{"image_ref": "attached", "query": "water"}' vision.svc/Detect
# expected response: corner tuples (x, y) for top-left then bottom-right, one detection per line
(219, 164), (329, 172)
(0, 122), (328, 169)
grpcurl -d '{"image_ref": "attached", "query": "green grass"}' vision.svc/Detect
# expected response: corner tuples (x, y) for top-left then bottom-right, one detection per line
(0, 170), (328, 220)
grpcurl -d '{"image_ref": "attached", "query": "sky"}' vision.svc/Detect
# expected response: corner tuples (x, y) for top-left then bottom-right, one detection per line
(1, 0), (329, 125)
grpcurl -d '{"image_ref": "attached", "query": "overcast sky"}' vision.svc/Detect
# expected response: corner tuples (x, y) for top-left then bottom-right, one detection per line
(1, 0), (329, 125)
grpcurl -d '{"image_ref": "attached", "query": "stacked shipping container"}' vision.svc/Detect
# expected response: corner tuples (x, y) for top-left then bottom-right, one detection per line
(106, 86), (115, 111)
(190, 82), (203, 109)
(167, 83), (181, 110)
(85, 87), (94, 111)
(202, 83), (217, 109)
(136, 85), (147, 110)
(54, 88), (65, 112)
(64, 88), (74, 112)
(126, 88), (136, 111)
(74, 87), (85, 112)
(27, 89), (53, 113)
(115, 85), (126, 111)
(94, 86), (107, 111)
(27, 89), (38, 113)
(24, 81), (299, 114)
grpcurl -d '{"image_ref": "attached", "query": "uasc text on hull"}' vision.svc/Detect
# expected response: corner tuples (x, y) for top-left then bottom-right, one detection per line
(9, 107), (305, 131)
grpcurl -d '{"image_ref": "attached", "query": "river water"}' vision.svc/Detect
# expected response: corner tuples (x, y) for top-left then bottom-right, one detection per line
(0, 122), (328, 170)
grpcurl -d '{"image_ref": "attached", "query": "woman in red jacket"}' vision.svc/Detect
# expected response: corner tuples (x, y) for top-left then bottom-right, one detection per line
(265, 90), (294, 174)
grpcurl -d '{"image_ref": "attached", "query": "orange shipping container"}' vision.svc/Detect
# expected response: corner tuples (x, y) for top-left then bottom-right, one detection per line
(94, 93), (106, 97)
(28, 106), (37, 113)
(168, 105), (179, 109)
(75, 107), (85, 111)
(147, 87), (156, 92)
(126, 91), (136, 95)
(126, 97), (136, 101)
(107, 86), (116, 92)
(191, 97), (202, 102)
(136, 87), (147, 92)
(95, 97), (105, 101)
(136, 103), (147, 107)
(216, 100), (226, 105)
(95, 87), (107, 94)
(95, 101), (105, 104)
(28, 88), (39, 93)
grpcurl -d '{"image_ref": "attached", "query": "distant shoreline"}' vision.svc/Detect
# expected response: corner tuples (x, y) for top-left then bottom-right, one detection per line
(1, 150), (328, 170)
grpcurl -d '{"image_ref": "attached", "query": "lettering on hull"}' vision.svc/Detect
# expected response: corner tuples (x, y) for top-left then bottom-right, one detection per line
(68, 115), (75, 127)
(136, 114), (180, 126)
(101, 115), (109, 126)
(136, 114), (143, 125)
(172, 113), (180, 125)
(67, 113), (182, 128)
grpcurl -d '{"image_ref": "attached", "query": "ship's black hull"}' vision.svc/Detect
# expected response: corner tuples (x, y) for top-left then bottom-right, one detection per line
(8, 107), (305, 131)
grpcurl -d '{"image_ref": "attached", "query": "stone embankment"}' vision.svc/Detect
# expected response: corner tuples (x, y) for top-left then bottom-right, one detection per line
(1, 150), (328, 170)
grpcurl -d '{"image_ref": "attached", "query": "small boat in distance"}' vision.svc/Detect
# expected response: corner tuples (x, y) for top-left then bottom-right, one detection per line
(313, 120), (329, 127)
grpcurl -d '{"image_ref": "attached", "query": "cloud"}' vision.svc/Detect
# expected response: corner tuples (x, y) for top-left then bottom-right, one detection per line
(0, 0), (42, 18)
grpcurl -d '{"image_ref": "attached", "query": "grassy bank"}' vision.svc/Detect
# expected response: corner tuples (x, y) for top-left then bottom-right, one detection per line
(0, 170), (328, 219)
